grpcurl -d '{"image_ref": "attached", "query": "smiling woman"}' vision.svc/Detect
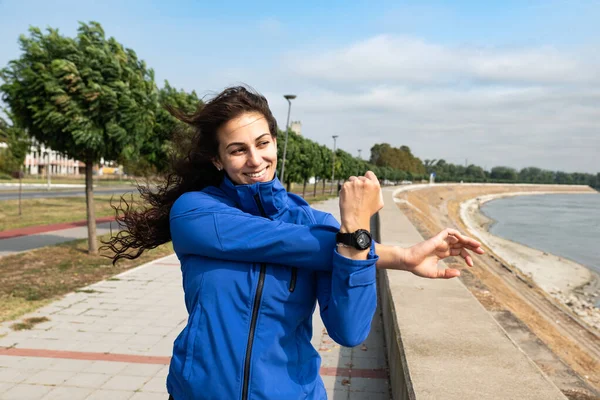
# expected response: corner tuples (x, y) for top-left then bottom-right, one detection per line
(213, 112), (278, 185)
(102, 85), (483, 400)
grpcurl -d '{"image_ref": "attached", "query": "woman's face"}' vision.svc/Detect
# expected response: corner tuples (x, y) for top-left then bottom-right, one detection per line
(214, 112), (278, 185)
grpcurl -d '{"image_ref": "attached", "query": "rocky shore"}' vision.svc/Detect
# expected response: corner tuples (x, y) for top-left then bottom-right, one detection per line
(460, 193), (600, 332)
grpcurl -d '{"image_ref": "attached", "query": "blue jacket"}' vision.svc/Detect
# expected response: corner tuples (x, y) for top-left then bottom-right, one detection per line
(166, 176), (378, 400)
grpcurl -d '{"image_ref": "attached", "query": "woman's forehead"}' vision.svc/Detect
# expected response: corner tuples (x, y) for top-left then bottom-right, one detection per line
(220, 113), (270, 142)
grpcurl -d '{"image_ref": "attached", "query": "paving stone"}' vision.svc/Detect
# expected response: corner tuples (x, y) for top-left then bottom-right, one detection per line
(101, 375), (149, 391)
(0, 356), (22, 368)
(47, 359), (94, 372)
(0, 381), (15, 393)
(63, 372), (111, 389)
(41, 386), (93, 400)
(82, 361), (130, 375)
(2, 383), (52, 399)
(347, 391), (390, 399)
(118, 363), (163, 377)
(84, 389), (133, 400)
(24, 369), (75, 385)
(130, 392), (167, 400)
(0, 367), (36, 383)
(347, 377), (389, 393)
(328, 388), (350, 399)
(140, 376), (167, 393)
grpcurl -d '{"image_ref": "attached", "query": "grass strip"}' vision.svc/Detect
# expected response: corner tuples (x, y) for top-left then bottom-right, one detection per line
(0, 194), (139, 231)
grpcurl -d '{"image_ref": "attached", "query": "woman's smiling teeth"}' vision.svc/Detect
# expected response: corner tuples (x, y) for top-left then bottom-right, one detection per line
(245, 167), (267, 179)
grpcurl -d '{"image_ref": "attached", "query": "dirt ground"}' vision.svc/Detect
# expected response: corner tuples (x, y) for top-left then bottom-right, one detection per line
(394, 184), (600, 400)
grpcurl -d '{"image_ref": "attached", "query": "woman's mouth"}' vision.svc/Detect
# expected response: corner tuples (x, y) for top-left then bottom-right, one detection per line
(244, 167), (268, 180)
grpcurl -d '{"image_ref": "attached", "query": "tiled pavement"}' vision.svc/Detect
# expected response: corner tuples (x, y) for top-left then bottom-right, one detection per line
(0, 199), (391, 399)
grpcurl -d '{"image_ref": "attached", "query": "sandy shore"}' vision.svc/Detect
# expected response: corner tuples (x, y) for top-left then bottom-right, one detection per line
(459, 192), (600, 331)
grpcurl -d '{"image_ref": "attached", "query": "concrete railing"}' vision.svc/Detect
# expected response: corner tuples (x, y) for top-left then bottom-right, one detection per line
(375, 188), (567, 400)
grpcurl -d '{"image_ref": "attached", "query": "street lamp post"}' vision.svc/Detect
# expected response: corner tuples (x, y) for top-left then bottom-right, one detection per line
(330, 135), (338, 195)
(280, 94), (296, 184)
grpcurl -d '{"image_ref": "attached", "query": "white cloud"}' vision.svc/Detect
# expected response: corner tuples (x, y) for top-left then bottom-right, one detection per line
(270, 35), (600, 173)
(287, 35), (598, 86)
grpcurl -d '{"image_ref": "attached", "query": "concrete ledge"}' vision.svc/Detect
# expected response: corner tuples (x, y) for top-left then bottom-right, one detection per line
(377, 188), (566, 400)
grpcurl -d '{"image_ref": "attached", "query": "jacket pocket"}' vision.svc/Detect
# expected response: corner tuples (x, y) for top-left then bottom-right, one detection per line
(183, 304), (203, 380)
(289, 267), (298, 292)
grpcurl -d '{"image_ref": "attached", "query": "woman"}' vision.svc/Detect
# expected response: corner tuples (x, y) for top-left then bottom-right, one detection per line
(106, 86), (483, 400)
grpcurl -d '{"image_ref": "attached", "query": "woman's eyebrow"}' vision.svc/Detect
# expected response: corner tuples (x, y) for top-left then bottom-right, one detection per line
(225, 133), (271, 149)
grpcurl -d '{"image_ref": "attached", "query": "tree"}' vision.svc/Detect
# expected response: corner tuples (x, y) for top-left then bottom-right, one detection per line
(0, 110), (30, 175)
(490, 166), (518, 181)
(1, 22), (158, 254)
(125, 80), (200, 175)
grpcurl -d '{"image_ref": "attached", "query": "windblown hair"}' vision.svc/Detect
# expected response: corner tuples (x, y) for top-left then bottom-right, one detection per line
(102, 86), (278, 264)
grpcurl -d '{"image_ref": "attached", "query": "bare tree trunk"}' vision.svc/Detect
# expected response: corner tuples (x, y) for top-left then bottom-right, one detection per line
(313, 178), (318, 197)
(85, 158), (98, 254)
(302, 179), (307, 198)
(322, 179), (326, 195)
(18, 168), (22, 216)
(286, 180), (291, 193)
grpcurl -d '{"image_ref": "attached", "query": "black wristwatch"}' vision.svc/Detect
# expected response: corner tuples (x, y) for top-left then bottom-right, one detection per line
(336, 229), (372, 250)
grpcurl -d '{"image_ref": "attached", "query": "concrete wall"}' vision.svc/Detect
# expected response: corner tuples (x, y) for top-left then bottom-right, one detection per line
(376, 187), (567, 400)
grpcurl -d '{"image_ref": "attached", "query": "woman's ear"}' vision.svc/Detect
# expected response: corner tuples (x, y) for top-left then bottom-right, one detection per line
(212, 159), (223, 171)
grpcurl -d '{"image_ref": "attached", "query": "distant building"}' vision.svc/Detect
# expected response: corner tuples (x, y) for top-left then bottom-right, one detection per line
(24, 141), (84, 176)
(22, 140), (119, 176)
(290, 121), (302, 136)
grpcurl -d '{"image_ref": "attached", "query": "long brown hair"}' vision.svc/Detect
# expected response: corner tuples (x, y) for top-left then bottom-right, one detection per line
(102, 86), (278, 264)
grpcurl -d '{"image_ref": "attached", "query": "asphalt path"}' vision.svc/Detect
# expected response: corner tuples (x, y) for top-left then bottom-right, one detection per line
(0, 186), (139, 201)
(0, 221), (115, 257)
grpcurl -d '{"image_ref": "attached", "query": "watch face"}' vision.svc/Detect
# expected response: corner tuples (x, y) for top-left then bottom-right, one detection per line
(356, 232), (370, 249)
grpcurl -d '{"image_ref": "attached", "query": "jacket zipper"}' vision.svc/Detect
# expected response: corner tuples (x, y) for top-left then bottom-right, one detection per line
(241, 194), (269, 400)
(289, 267), (297, 292)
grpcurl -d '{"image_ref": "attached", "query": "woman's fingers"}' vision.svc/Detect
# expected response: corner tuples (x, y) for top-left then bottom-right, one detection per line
(438, 268), (461, 279)
(444, 228), (484, 254)
(365, 170), (379, 184)
(461, 248), (474, 267)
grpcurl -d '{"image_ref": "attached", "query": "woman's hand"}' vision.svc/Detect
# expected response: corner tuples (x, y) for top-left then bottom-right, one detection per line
(403, 228), (485, 279)
(338, 171), (384, 233)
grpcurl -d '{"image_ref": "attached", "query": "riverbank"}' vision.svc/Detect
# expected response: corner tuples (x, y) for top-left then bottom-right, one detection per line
(392, 183), (600, 397)
(460, 192), (600, 331)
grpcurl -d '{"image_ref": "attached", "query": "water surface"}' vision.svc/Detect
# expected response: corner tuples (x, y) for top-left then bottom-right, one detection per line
(481, 193), (600, 275)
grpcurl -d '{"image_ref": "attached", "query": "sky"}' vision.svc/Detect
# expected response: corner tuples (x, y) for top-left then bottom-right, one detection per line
(1, 0), (599, 173)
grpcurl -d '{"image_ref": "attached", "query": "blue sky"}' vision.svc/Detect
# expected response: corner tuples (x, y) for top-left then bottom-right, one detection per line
(1, 0), (599, 173)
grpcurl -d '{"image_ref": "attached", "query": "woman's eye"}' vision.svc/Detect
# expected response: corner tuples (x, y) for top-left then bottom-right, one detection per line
(259, 141), (270, 147)
(231, 148), (244, 155)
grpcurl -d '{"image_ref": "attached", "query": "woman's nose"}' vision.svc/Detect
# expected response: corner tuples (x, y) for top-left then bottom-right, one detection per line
(247, 148), (261, 166)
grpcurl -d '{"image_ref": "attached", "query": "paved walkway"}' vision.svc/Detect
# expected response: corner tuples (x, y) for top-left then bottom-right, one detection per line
(0, 221), (115, 257)
(0, 198), (391, 399)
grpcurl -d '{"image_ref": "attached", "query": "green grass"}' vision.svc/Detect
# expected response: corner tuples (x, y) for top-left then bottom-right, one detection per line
(0, 194), (140, 231)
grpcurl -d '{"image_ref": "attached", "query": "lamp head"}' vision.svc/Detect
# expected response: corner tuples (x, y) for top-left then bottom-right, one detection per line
(284, 94), (297, 101)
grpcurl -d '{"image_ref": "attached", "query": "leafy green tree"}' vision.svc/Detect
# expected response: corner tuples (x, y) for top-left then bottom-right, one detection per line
(277, 129), (303, 191)
(126, 80), (200, 175)
(0, 110), (30, 175)
(1, 22), (158, 254)
(490, 166), (518, 181)
(316, 145), (332, 195)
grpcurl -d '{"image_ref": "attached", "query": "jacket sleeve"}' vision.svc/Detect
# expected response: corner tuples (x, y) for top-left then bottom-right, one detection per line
(170, 192), (338, 272)
(314, 211), (378, 348)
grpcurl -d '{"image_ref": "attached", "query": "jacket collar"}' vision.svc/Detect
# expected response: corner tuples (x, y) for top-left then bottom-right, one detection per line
(219, 174), (289, 218)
